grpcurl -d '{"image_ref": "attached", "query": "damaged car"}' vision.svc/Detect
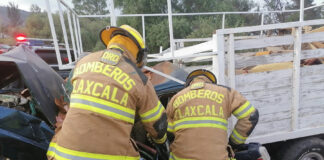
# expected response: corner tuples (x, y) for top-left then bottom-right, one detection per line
(0, 45), (65, 160)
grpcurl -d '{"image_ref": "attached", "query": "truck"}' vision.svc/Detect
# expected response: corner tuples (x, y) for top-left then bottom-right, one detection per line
(150, 20), (324, 160)
(15, 34), (74, 78)
(45, 0), (324, 159)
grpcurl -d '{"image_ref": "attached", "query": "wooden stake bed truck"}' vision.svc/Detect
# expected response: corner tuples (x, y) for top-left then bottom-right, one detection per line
(212, 19), (324, 160)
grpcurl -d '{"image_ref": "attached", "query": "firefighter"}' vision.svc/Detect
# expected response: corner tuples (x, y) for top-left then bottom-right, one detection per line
(47, 25), (169, 160)
(166, 69), (259, 160)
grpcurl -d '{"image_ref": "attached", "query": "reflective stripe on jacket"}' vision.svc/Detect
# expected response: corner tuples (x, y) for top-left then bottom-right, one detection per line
(166, 80), (257, 160)
(47, 48), (167, 160)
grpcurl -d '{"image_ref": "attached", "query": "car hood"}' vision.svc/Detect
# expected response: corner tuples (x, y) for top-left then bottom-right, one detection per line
(0, 45), (64, 126)
(145, 62), (188, 95)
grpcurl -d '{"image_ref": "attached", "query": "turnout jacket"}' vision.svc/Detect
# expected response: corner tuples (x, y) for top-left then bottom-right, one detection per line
(47, 48), (167, 160)
(166, 79), (258, 160)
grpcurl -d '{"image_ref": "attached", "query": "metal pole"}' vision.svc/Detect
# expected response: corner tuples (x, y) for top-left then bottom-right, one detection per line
(143, 66), (185, 84)
(222, 13), (225, 29)
(67, 11), (78, 60)
(45, 0), (63, 68)
(109, 0), (116, 26)
(76, 17), (84, 53)
(300, 0), (304, 22)
(167, 0), (175, 58)
(57, 0), (72, 64)
(142, 16), (145, 43)
(73, 14), (81, 56)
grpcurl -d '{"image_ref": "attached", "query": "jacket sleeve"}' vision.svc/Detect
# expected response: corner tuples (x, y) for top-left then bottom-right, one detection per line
(229, 90), (259, 145)
(137, 81), (167, 144)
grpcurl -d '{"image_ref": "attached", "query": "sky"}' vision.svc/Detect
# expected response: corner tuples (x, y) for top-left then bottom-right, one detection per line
(0, 0), (323, 13)
(0, 0), (73, 12)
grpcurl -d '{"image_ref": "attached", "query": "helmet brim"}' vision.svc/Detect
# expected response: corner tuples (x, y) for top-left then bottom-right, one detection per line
(185, 69), (217, 87)
(100, 26), (120, 47)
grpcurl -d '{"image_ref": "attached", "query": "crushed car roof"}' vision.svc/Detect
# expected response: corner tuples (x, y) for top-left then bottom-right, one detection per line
(0, 45), (64, 125)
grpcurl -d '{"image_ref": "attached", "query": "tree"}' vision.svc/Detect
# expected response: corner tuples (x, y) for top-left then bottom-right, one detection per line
(72, 0), (109, 15)
(115, 0), (256, 53)
(30, 4), (41, 13)
(264, 0), (321, 23)
(24, 12), (52, 39)
(7, 2), (22, 27)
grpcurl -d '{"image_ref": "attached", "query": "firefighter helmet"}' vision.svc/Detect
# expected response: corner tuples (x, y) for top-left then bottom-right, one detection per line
(185, 69), (217, 87)
(100, 25), (147, 67)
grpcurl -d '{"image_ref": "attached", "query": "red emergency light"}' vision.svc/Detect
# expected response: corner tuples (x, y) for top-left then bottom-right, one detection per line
(16, 34), (27, 42)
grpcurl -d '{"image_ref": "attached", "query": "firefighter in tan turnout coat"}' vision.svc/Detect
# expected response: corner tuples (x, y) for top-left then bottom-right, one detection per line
(166, 69), (259, 160)
(47, 25), (168, 160)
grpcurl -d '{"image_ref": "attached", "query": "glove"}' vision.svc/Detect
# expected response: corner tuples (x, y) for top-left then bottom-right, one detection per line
(155, 139), (170, 160)
(234, 143), (261, 160)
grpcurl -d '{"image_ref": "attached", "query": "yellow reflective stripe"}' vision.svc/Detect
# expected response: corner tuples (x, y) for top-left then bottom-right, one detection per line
(233, 129), (247, 140)
(237, 107), (255, 119)
(71, 103), (134, 124)
(169, 152), (192, 160)
(233, 101), (256, 119)
(47, 151), (69, 160)
(172, 117), (227, 131)
(174, 117), (227, 125)
(230, 129), (247, 144)
(233, 101), (250, 115)
(168, 122), (175, 132)
(48, 142), (140, 160)
(140, 101), (165, 123)
(175, 123), (227, 131)
(153, 133), (167, 144)
(72, 94), (135, 115)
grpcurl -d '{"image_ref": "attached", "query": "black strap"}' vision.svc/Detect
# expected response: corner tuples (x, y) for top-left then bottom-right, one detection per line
(123, 56), (148, 85)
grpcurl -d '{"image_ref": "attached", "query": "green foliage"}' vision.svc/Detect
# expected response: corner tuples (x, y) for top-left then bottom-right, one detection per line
(115, 0), (256, 53)
(264, 0), (320, 23)
(115, 0), (167, 14)
(24, 12), (52, 38)
(72, 0), (109, 15)
(79, 18), (109, 52)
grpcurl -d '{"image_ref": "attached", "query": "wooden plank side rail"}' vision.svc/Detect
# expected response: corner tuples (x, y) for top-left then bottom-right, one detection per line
(233, 31), (324, 51)
(235, 49), (324, 69)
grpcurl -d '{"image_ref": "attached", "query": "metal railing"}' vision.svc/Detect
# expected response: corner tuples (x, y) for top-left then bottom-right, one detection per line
(45, 0), (323, 70)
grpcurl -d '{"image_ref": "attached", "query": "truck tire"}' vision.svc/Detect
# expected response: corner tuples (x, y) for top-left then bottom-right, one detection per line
(281, 137), (324, 160)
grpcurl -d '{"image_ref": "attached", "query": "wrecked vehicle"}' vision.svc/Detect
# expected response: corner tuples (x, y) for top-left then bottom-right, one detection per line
(0, 47), (268, 160)
(0, 45), (64, 160)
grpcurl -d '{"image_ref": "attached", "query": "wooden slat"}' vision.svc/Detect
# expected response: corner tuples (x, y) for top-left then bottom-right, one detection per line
(228, 34), (236, 88)
(235, 35), (294, 50)
(216, 33), (226, 85)
(236, 69), (292, 92)
(291, 27), (302, 131)
(299, 113), (324, 129)
(235, 49), (324, 69)
(219, 19), (324, 34)
(235, 52), (293, 69)
(243, 87), (292, 123)
(251, 119), (291, 136)
(301, 49), (324, 60)
(302, 32), (324, 43)
(301, 64), (324, 82)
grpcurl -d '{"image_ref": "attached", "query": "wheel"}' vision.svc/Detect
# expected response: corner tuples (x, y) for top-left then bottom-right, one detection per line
(281, 137), (324, 160)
